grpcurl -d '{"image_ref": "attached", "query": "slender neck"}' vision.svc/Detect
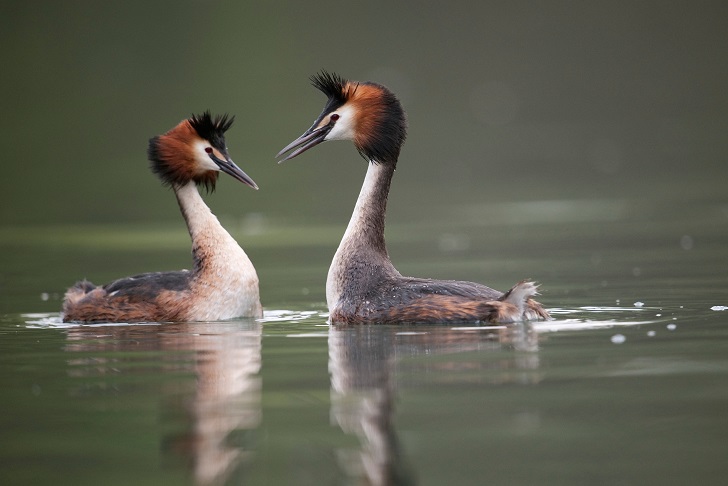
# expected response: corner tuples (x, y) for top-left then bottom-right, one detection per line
(173, 181), (233, 272)
(175, 182), (216, 237)
(339, 161), (395, 256)
(171, 179), (261, 319)
(327, 160), (398, 310)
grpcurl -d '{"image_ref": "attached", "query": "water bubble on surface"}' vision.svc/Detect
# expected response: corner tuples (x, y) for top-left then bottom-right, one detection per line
(634, 302), (644, 307)
(611, 334), (626, 344)
(710, 305), (728, 311)
(438, 233), (471, 252)
(240, 212), (266, 235)
(680, 235), (694, 250)
(647, 330), (656, 337)
(667, 323), (677, 331)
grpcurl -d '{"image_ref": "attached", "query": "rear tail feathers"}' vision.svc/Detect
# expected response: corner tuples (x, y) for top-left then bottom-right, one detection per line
(62, 279), (98, 306)
(500, 280), (539, 308)
(496, 279), (552, 321)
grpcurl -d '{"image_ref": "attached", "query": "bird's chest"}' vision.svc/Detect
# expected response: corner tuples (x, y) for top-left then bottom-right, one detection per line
(326, 249), (394, 312)
(188, 240), (261, 320)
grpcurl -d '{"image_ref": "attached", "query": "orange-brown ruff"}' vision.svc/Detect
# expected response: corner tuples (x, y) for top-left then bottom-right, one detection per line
(277, 71), (550, 324)
(63, 112), (263, 323)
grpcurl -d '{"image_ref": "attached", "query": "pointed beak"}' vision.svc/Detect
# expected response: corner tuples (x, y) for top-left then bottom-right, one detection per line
(210, 153), (259, 190)
(276, 124), (333, 163)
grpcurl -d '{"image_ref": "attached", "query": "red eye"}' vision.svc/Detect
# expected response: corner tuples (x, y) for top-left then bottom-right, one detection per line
(330, 114), (340, 122)
(205, 147), (213, 154)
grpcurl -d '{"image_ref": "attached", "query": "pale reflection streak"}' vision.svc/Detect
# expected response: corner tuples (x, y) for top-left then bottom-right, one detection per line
(328, 323), (539, 485)
(64, 321), (262, 486)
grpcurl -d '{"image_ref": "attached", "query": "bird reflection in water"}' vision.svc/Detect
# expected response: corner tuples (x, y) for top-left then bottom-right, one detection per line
(328, 322), (540, 485)
(64, 321), (262, 485)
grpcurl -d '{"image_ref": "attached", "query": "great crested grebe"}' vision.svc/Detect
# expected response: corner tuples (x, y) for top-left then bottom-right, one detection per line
(277, 71), (550, 324)
(63, 112), (263, 323)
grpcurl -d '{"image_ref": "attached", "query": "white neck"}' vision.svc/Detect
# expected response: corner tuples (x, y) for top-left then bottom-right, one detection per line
(326, 162), (396, 309)
(339, 162), (384, 243)
(174, 182), (262, 319)
(175, 182), (221, 241)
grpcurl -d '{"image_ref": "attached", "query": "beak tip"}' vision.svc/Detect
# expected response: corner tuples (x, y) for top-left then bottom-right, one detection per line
(276, 126), (330, 164)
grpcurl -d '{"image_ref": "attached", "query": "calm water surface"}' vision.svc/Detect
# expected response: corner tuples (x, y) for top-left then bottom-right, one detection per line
(1, 197), (727, 485)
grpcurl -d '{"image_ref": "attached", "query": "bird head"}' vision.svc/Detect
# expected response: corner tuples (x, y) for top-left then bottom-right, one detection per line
(149, 111), (258, 191)
(277, 71), (407, 166)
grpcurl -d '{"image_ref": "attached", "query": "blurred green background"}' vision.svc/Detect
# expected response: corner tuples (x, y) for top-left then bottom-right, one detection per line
(1, 1), (726, 229)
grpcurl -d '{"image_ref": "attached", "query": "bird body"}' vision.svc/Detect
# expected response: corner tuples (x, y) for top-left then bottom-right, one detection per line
(278, 72), (549, 324)
(63, 112), (262, 323)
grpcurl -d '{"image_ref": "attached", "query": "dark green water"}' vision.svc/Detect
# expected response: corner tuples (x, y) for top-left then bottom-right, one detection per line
(2, 196), (727, 485)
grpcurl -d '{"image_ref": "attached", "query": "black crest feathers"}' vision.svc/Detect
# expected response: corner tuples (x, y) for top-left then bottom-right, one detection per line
(310, 70), (350, 105)
(189, 111), (234, 150)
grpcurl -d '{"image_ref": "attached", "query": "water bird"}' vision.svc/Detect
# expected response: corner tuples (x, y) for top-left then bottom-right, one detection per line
(63, 112), (263, 322)
(277, 71), (550, 324)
